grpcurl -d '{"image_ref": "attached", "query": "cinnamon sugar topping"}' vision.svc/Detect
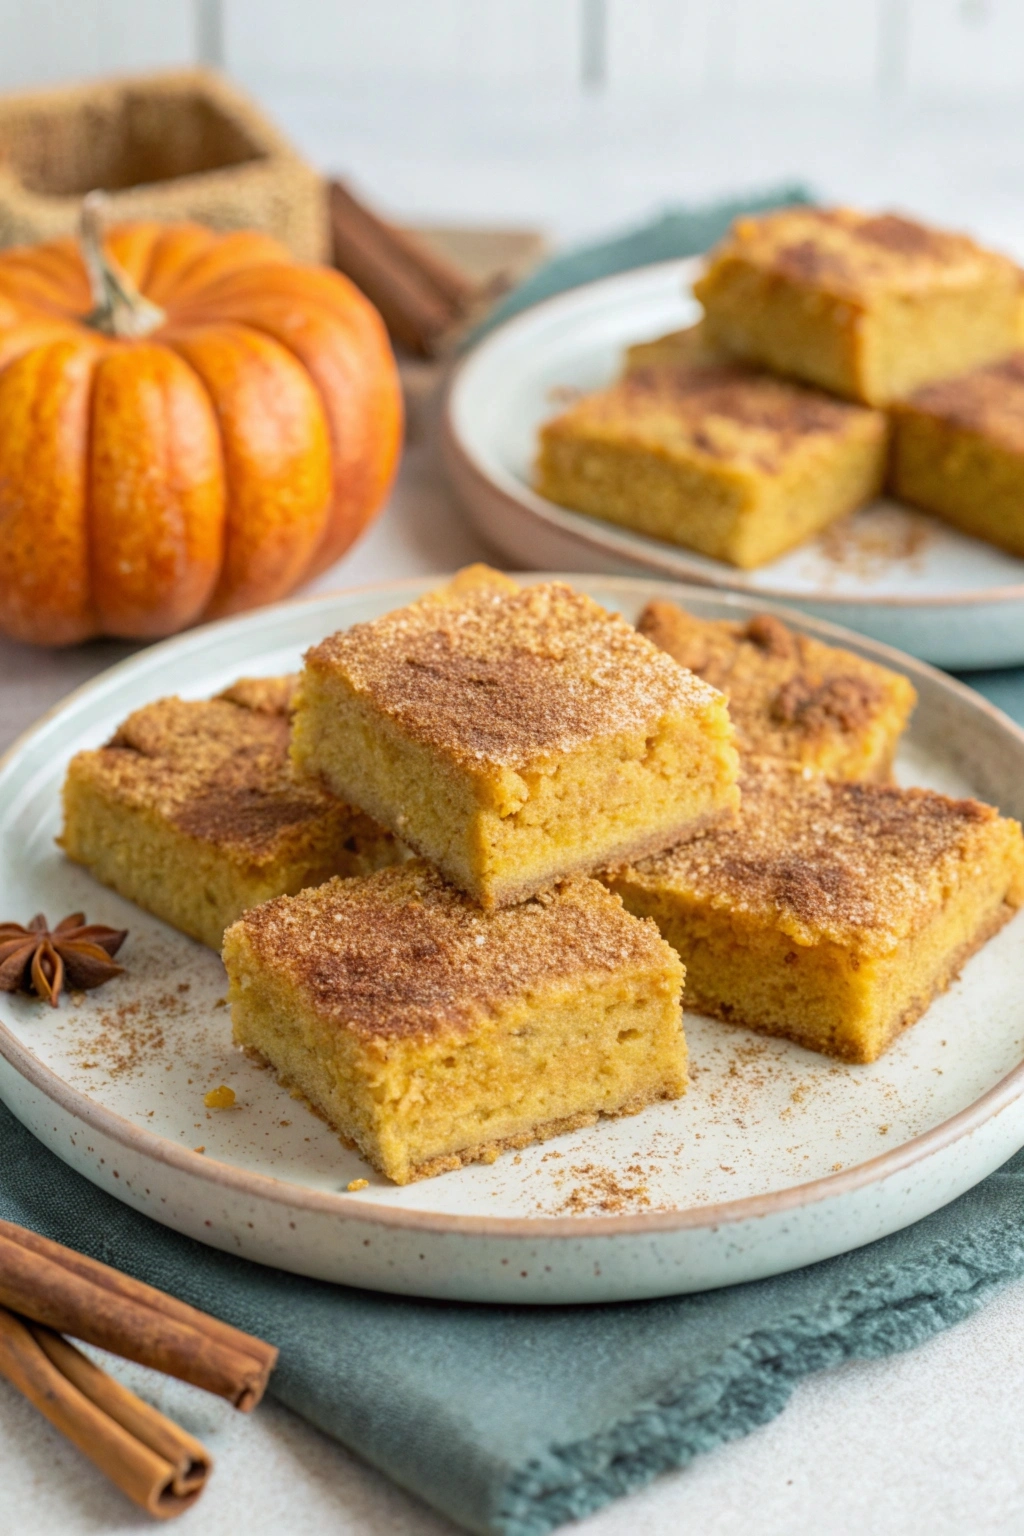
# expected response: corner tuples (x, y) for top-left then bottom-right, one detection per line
(902, 352), (1024, 454)
(719, 207), (1016, 300)
(234, 861), (668, 1040)
(637, 600), (904, 762)
(75, 685), (376, 861)
(304, 582), (721, 770)
(622, 762), (1006, 952)
(549, 362), (869, 477)
(216, 675), (299, 715)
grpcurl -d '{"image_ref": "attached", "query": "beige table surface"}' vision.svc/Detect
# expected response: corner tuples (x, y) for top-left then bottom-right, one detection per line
(2, 385), (1024, 1536)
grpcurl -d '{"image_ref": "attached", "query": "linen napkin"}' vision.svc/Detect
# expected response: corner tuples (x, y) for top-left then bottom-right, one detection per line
(2, 1099), (1024, 1536)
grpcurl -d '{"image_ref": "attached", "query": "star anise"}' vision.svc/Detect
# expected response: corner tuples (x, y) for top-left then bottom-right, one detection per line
(0, 913), (127, 1007)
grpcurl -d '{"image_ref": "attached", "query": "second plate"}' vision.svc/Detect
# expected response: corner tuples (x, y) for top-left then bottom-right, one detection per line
(444, 259), (1024, 669)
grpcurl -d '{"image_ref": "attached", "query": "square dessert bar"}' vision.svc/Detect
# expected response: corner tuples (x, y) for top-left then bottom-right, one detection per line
(622, 320), (723, 374)
(694, 207), (1021, 406)
(890, 353), (1024, 559)
(637, 600), (916, 782)
(606, 763), (1024, 1064)
(291, 577), (740, 908)
(60, 677), (400, 950)
(224, 861), (686, 1184)
(535, 359), (886, 568)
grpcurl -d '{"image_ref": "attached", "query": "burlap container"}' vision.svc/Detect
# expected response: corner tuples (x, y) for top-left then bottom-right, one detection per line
(0, 67), (328, 261)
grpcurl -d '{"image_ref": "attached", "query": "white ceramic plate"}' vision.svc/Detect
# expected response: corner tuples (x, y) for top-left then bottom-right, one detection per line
(2, 576), (1024, 1306)
(444, 260), (1024, 670)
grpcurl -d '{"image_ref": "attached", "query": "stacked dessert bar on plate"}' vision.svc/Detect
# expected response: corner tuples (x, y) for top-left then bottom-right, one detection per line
(536, 205), (1024, 568)
(60, 568), (1024, 1183)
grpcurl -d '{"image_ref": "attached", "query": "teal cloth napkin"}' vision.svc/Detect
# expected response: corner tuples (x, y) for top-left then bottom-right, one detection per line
(3, 1097), (1024, 1536)
(465, 183), (813, 344)
(4, 189), (1024, 1534)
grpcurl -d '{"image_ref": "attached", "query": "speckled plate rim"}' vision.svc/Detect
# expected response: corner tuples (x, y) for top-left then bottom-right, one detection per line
(2, 574), (1024, 1242)
(443, 258), (1024, 610)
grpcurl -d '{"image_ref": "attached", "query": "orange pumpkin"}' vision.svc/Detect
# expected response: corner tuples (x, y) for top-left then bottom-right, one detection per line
(0, 201), (403, 645)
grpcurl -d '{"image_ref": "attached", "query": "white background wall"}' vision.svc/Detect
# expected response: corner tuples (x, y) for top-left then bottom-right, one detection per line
(4, 1), (1024, 100)
(1, 1), (1023, 250)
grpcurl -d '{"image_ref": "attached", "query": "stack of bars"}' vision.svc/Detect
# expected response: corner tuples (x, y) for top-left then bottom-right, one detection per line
(60, 568), (1024, 1186)
(536, 206), (1024, 567)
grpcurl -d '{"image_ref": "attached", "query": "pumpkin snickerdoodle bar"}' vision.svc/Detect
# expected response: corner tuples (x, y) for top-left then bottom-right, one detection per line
(290, 574), (739, 909)
(223, 860), (687, 1184)
(890, 352), (1024, 559)
(637, 600), (916, 782)
(60, 676), (400, 949)
(534, 359), (887, 569)
(694, 206), (1020, 406)
(606, 762), (1024, 1064)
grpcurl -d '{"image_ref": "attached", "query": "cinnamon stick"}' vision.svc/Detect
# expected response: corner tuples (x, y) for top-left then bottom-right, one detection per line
(330, 178), (471, 355)
(0, 1220), (277, 1410)
(376, 213), (476, 312)
(0, 1307), (211, 1519)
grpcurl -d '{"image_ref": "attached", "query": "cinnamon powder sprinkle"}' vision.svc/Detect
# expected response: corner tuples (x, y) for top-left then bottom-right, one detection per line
(900, 352), (1024, 454)
(231, 861), (669, 1041)
(638, 600), (900, 759)
(719, 206), (1015, 300)
(556, 1162), (652, 1214)
(620, 761), (1010, 952)
(303, 581), (721, 771)
(71, 685), (383, 863)
(69, 998), (170, 1079)
(815, 509), (933, 577)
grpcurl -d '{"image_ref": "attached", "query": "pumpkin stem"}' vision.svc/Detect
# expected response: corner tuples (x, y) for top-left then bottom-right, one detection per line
(80, 192), (166, 339)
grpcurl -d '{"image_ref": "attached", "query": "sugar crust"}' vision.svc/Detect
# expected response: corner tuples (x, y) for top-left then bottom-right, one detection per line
(614, 762), (1024, 953)
(542, 360), (879, 477)
(707, 207), (1017, 300)
(637, 601), (915, 768)
(899, 352), (1024, 453)
(70, 682), (382, 863)
(301, 580), (724, 771)
(232, 860), (672, 1041)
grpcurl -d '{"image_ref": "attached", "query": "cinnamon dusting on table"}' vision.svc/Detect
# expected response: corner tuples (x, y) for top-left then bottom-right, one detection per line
(815, 508), (933, 577)
(556, 1162), (653, 1215)
(68, 988), (199, 1080)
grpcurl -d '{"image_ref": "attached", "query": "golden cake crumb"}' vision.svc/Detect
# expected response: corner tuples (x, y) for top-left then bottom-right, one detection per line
(204, 1085), (236, 1110)
(224, 861), (686, 1183)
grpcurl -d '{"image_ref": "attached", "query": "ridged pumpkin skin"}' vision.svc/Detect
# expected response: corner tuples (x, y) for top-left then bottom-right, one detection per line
(0, 223), (403, 645)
